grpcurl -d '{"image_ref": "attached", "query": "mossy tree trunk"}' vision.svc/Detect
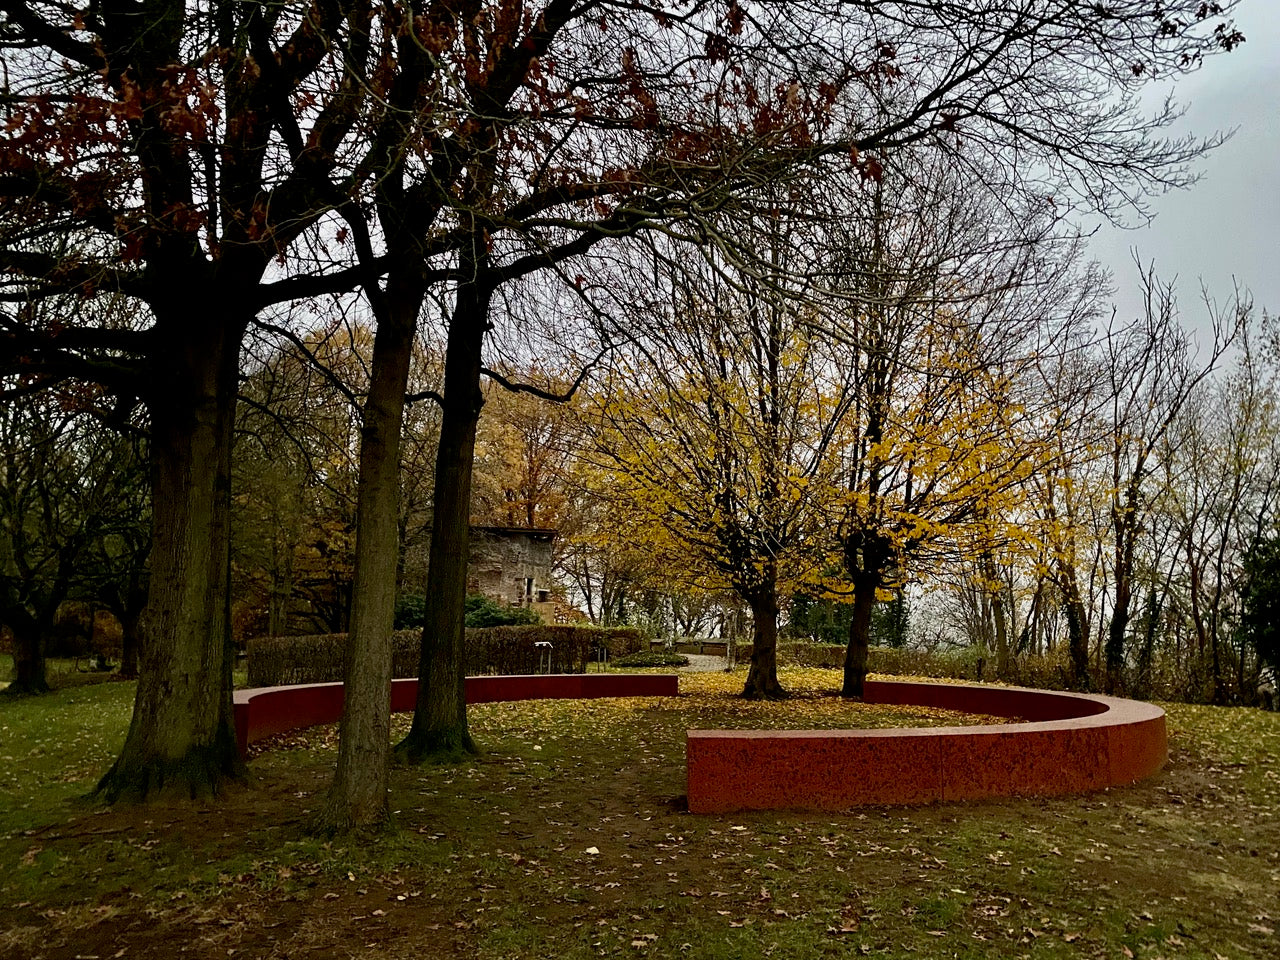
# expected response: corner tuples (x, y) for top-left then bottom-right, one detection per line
(96, 307), (246, 801)
(1063, 577), (1093, 692)
(2, 605), (49, 696)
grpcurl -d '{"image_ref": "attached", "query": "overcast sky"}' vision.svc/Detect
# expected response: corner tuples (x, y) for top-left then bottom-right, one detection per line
(1088, 4), (1279, 334)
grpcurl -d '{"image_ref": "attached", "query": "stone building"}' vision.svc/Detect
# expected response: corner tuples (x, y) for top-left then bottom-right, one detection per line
(467, 526), (558, 620)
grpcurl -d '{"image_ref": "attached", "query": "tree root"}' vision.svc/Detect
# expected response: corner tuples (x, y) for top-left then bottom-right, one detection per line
(393, 726), (479, 766)
(94, 743), (246, 804)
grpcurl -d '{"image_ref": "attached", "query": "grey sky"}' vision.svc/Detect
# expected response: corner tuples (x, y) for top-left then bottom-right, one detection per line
(1089, 3), (1278, 331)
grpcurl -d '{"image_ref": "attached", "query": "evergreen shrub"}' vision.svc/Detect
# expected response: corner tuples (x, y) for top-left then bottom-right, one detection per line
(394, 593), (542, 629)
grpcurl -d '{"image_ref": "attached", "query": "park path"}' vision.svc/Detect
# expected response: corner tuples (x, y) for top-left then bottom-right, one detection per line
(679, 653), (730, 673)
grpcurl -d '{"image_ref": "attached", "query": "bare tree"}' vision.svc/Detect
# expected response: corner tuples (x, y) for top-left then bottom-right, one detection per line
(1097, 265), (1240, 694)
(813, 147), (1101, 698)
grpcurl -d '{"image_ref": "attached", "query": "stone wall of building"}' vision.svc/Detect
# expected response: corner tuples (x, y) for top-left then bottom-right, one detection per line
(467, 526), (556, 609)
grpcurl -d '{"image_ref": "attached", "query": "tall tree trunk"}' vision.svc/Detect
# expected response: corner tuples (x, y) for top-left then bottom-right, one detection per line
(1053, 556), (1093, 690)
(105, 571), (146, 681)
(1063, 586), (1092, 692)
(396, 274), (490, 763)
(319, 272), (420, 830)
(96, 311), (245, 802)
(267, 532), (293, 637)
(119, 601), (142, 680)
(1105, 591), (1131, 695)
(1024, 579), (1045, 656)
(983, 552), (1011, 678)
(1210, 625), (1225, 705)
(840, 526), (890, 698)
(991, 589), (1011, 679)
(1135, 589), (1161, 699)
(3, 606), (49, 696)
(1105, 534), (1133, 694)
(842, 574), (879, 698)
(741, 574), (784, 699)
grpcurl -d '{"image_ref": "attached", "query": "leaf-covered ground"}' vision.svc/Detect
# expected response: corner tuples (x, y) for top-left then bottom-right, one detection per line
(0, 668), (1277, 959)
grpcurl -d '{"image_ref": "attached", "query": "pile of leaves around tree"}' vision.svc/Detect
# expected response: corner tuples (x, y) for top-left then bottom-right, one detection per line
(610, 651), (691, 668)
(246, 624), (643, 686)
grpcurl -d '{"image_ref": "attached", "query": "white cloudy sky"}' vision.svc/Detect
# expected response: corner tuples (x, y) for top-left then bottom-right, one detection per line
(1088, 3), (1279, 329)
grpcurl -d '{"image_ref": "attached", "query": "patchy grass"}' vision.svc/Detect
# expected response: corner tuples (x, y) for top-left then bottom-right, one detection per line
(0, 655), (127, 693)
(0, 669), (1277, 960)
(0, 679), (133, 838)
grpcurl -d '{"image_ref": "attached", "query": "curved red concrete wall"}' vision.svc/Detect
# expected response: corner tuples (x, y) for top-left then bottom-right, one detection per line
(233, 673), (679, 757)
(686, 680), (1167, 813)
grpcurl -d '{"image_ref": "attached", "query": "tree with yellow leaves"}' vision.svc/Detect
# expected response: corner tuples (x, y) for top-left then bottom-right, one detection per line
(819, 150), (1102, 697)
(471, 371), (582, 532)
(584, 219), (855, 699)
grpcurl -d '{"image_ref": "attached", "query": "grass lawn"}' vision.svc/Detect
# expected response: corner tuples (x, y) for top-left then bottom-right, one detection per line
(0, 654), (122, 694)
(0, 667), (1276, 959)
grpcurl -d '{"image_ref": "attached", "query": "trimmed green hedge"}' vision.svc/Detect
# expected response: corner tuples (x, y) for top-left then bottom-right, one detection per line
(246, 625), (644, 687)
(464, 624), (641, 675)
